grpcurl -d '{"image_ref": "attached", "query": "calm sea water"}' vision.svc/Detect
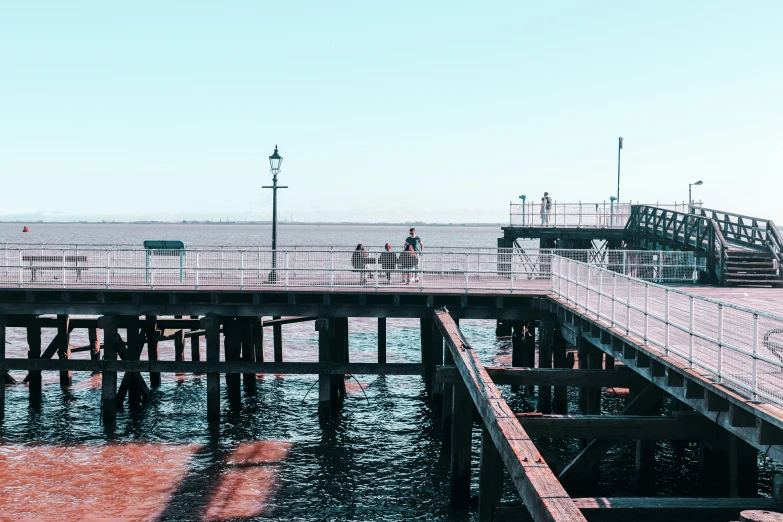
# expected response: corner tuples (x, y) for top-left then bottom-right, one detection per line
(0, 223), (779, 521)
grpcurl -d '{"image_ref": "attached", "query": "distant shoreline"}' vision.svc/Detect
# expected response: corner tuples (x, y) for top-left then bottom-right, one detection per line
(0, 220), (504, 227)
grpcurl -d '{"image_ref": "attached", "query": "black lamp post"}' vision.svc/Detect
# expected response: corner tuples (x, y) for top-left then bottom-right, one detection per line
(616, 137), (623, 203)
(263, 145), (286, 281)
(689, 180), (703, 209)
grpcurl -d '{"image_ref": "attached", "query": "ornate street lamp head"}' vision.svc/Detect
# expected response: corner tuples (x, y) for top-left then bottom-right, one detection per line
(269, 145), (283, 176)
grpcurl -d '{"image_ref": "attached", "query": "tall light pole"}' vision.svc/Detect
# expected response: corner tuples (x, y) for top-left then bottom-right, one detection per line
(617, 137), (623, 203)
(263, 145), (286, 281)
(689, 180), (703, 209)
(519, 195), (526, 225)
(609, 196), (617, 226)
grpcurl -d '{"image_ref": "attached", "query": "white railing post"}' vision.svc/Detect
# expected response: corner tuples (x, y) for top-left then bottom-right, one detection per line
(240, 251), (244, 290)
(752, 313), (759, 400)
(688, 296), (694, 368)
(285, 251), (290, 289)
(18, 250), (22, 287)
(585, 265), (591, 311)
(195, 252), (199, 290)
(644, 283), (650, 344)
(597, 269), (603, 319)
(330, 249), (334, 290)
(106, 250), (111, 289)
(626, 276), (631, 335)
(664, 288), (670, 354)
(465, 253), (469, 292)
(611, 274), (616, 326)
(578, 201), (582, 227)
(717, 304), (724, 381)
(62, 249), (66, 287)
(575, 261), (580, 308)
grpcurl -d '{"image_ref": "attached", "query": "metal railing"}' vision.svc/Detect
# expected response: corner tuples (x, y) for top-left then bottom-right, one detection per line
(0, 247), (701, 292)
(626, 205), (728, 284)
(551, 255), (783, 407)
(509, 201), (699, 227)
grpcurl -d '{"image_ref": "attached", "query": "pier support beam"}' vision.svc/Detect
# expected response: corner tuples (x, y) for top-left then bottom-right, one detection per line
(478, 424), (503, 521)
(100, 316), (118, 424)
(224, 319), (241, 410)
(146, 316), (160, 387)
(202, 316), (221, 424)
(241, 320), (256, 396)
(537, 319), (555, 413)
(174, 327), (185, 376)
(88, 326), (101, 375)
(190, 315), (201, 368)
(27, 322), (42, 407)
(0, 316), (5, 421)
(273, 316), (283, 362)
(253, 318), (264, 363)
(57, 314), (71, 389)
(552, 330), (570, 414)
(316, 318), (334, 425)
(450, 382), (473, 509)
(378, 317), (386, 364)
(729, 434), (758, 498)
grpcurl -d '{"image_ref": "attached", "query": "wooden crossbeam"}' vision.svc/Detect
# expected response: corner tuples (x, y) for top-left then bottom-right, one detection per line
(494, 497), (780, 522)
(436, 365), (641, 388)
(558, 383), (665, 480)
(433, 308), (586, 522)
(515, 413), (713, 440)
(1, 359), (424, 374)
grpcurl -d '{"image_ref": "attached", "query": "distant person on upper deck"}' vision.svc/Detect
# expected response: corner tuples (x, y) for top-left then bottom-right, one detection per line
(542, 192), (552, 225)
(351, 244), (372, 284)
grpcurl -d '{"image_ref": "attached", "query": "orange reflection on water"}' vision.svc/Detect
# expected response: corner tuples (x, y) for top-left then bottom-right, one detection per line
(0, 442), (199, 522)
(203, 441), (292, 521)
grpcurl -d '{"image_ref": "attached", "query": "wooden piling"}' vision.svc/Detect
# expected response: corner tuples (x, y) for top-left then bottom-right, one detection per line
(478, 425), (503, 521)
(0, 315), (5, 421)
(442, 332), (455, 448)
(253, 318), (264, 363)
(537, 320), (555, 414)
(552, 330), (569, 414)
(57, 314), (71, 388)
(451, 382), (473, 509)
(201, 316), (221, 424)
(146, 316), (160, 388)
(316, 318), (332, 425)
(26, 322), (42, 407)
(273, 316), (283, 362)
(430, 321), (444, 411)
(223, 319), (241, 410)
(378, 317), (386, 364)
(420, 317), (434, 395)
(174, 328), (185, 376)
(241, 320), (256, 395)
(729, 434), (758, 497)
(100, 317), (118, 424)
(88, 326), (101, 374)
(190, 315), (201, 368)
(333, 318), (348, 399)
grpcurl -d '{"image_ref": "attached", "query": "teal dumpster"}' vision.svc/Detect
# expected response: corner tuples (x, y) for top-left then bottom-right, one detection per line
(144, 240), (186, 283)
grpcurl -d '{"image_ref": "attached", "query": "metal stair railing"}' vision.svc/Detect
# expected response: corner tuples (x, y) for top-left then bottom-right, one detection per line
(626, 205), (729, 285)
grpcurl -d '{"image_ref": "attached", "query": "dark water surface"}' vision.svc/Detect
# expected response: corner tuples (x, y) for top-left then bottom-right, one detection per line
(0, 224), (780, 520)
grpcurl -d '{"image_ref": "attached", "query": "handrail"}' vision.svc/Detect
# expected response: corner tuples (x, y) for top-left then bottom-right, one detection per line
(550, 255), (783, 407)
(625, 205), (728, 284)
(693, 206), (783, 263)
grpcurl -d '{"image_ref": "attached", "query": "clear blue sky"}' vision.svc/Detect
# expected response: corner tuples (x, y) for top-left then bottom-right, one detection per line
(1, 1), (781, 223)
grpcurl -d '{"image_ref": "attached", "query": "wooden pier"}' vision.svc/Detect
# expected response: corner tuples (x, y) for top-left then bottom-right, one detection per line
(2, 204), (783, 521)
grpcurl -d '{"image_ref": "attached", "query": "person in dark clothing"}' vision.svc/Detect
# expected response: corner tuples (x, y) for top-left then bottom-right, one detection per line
(398, 244), (419, 284)
(379, 243), (397, 283)
(351, 244), (371, 284)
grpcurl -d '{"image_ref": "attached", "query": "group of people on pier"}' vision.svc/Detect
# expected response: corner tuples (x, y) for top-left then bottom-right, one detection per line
(352, 227), (424, 284)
